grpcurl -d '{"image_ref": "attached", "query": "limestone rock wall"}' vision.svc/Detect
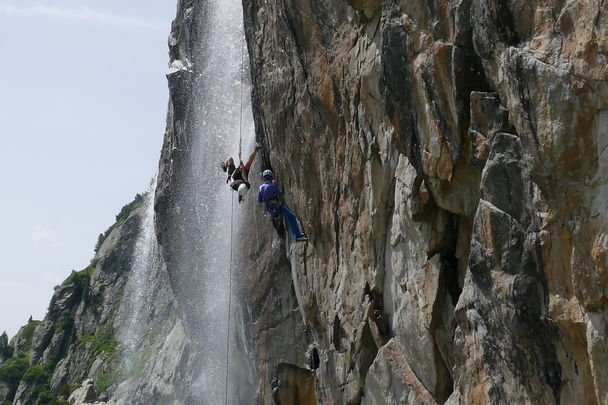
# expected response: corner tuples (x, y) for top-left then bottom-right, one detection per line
(241, 0), (608, 404)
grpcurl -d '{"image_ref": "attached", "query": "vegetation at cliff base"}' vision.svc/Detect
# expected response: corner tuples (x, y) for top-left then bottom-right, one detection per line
(0, 353), (70, 404)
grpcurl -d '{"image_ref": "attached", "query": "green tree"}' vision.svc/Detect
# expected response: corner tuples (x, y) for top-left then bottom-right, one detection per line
(22, 366), (50, 385)
(0, 331), (10, 359)
(94, 232), (105, 253)
(0, 356), (28, 385)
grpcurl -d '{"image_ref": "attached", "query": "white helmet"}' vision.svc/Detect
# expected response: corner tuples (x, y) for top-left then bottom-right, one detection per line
(237, 183), (249, 197)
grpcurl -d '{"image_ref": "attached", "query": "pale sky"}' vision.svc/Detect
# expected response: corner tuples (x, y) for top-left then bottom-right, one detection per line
(0, 0), (176, 338)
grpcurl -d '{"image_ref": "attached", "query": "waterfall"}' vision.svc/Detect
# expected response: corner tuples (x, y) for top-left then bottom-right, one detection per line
(115, 179), (166, 383)
(120, 0), (255, 402)
(120, 180), (161, 353)
(187, 0), (254, 402)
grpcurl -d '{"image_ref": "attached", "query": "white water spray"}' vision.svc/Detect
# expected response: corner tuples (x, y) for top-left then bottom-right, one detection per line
(121, 180), (161, 353)
(188, 0), (254, 402)
(117, 0), (255, 402)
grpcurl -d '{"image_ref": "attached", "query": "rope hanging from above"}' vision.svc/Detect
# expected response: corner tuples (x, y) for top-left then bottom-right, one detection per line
(238, 33), (245, 162)
(224, 27), (247, 405)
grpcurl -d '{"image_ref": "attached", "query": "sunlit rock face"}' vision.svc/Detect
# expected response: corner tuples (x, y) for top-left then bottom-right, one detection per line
(240, 0), (608, 403)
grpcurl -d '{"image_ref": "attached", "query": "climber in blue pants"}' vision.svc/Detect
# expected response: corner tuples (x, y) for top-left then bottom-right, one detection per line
(258, 169), (308, 242)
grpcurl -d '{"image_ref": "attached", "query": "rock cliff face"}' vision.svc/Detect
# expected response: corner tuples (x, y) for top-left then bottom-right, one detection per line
(0, 196), (182, 405)
(3, 1), (606, 404)
(0, 194), (201, 405)
(237, 0), (608, 404)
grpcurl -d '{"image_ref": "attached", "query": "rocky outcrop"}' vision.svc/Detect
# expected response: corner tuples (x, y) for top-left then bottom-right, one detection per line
(0, 211), (138, 403)
(0, 194), (187, 405)
(241, 0), (608, 403)
(362, 339), (436, 405)
(67, 379), (98, 404)
(273, 363), (317, 405)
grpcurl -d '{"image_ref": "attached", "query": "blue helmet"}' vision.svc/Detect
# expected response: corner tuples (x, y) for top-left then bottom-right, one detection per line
(262, 169), (274, 180)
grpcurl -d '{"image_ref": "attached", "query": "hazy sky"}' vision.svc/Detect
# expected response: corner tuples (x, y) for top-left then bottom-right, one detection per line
(0, 0), (176, 338)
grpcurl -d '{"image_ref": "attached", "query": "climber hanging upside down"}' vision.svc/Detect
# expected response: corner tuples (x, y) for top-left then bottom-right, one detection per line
(221, 146), (260, 202)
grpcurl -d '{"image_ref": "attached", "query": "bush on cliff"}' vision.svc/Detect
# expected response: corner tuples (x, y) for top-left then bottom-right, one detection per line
(94, 192), (145, 254)
(16, 320), (41, 355)
(22, 365), (50, 386)
(0, 332), (12, 359)
(0, 355), (28, 385)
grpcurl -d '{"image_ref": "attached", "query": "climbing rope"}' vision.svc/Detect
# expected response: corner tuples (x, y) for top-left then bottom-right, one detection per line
(224, 192), (235, 405)
(224, 25), (247, 405)
(238, 34), (246, 162)
(253, 185), (260, 251)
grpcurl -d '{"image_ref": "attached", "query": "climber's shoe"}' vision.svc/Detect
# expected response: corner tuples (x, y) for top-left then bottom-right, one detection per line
(296, 235), (308, 242)
(221, 162), (227, 172)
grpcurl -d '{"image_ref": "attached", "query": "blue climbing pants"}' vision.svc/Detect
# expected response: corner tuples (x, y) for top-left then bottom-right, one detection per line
(279, 206), (303, 239)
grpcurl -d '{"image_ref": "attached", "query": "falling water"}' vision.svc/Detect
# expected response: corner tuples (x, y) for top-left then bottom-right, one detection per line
(121, 180), (161, 351)
(116, 179), (164, 373)
(117, 0), (254, 402)
(188, 0), (254, 402)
